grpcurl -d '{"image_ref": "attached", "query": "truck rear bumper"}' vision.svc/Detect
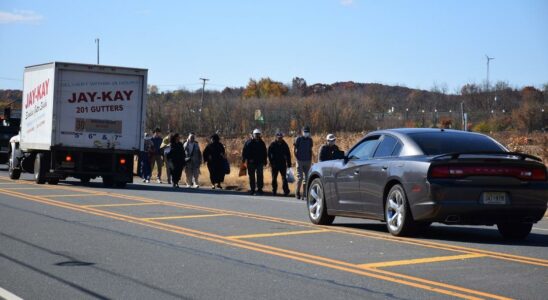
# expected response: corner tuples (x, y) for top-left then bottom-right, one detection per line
(50, 147), (136, 182)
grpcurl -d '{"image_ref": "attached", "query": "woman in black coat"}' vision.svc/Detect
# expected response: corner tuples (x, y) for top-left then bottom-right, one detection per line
(166, 133), (186, 188)
(203, 134), (226, 189)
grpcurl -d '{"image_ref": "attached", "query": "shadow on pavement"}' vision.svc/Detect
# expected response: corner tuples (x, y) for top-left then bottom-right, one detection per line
(333, 222), (548, 247)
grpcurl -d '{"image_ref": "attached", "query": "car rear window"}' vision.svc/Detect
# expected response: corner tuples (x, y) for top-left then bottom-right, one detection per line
(408, 132), (504, 155)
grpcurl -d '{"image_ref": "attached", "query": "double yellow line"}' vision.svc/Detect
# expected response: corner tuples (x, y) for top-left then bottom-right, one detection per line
(0, 182), (516, 300)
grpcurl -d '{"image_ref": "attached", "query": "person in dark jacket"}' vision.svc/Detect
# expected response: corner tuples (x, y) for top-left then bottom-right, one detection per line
(268, 132), (291, 196)
(203, 134), (226, 189)
(165, 133), (186, 188)
(294, 126), (313, 199)
(242, 128), (267, 195)
(318, 134), (342, 162)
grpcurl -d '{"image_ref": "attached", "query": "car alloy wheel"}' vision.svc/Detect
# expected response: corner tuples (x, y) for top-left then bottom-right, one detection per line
(385, 184), (418, 236)
(307, 178), (335, 225)
(308, 181), (323, 221)
(386, 188), (405, 233)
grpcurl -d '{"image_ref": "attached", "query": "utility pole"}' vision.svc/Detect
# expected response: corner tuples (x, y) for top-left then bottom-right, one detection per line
(199, 78), (209, 134)
(485, 55), (494, 90)
(95, 38), (100, 64)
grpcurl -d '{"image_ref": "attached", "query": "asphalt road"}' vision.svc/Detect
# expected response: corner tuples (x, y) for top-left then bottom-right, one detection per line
(0, 169), (547, 300)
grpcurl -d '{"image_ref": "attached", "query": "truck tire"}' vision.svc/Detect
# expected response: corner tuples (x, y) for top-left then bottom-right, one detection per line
(102, 176), (114, 188)
(8, 157), (21, 180)
(80, 176), (91, 185)
(47, 178), (59, 185)
(114, 181), (127, 188)
(34, 153), (47, 184)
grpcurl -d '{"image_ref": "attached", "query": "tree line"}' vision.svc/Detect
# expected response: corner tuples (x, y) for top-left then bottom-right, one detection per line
(1, 79), (546, 135)
(145, 78), (547, 136)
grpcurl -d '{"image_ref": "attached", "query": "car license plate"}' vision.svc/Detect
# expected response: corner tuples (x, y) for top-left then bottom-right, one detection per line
(482, 192), (507, 205)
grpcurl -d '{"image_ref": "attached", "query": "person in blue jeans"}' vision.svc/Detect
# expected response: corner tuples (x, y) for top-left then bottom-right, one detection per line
(242, 129), (267, 195)
(141, 132), (153, 183)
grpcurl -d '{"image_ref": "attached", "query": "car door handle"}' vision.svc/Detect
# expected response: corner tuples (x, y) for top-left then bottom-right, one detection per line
(382, 166), (388, 171)
(354, 170), (360, 175)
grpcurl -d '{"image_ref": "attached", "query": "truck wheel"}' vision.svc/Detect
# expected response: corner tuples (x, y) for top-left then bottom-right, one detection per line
(114, 181), (127, 188)
(80, 177), (91, 185)
(102, 176), (114, 187)
(47, 178), (59, 185)
(8, 157), (21, 180)
(34, 153), (47, 184)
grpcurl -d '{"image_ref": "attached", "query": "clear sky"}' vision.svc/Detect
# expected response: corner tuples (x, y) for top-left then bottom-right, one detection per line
(1, 0), (547, 93)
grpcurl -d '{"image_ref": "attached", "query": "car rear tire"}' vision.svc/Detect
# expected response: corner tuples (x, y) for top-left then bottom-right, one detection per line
(307, 178), (335, 225)
(34, 153), (47, 184)
(384, 184), (418, 236)
(497, 222), (532, 240)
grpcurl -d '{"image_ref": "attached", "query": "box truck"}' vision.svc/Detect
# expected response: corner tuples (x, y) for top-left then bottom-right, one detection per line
(8, 62), (147, 187)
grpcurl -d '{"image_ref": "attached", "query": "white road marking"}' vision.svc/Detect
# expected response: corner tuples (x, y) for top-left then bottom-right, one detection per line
(0, 287), (23, 300)
(532, 227), (548, 231)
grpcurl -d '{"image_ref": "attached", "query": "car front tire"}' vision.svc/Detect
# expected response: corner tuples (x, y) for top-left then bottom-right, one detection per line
(384, 184), (418, 236)
(497, 222), (532, 240)
(307, 178), (335, 225)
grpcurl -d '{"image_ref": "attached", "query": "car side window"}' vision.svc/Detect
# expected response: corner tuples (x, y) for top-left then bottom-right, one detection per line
(391, 142), (402, 156)
(348, 136), (380, 160)
(373, 135), (399, 158)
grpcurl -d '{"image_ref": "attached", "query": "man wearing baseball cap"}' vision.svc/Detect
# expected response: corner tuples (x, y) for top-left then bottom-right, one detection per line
(319, 133), (341, 162)
(242, 128), (267, 195)
(268, 131), (292, 196)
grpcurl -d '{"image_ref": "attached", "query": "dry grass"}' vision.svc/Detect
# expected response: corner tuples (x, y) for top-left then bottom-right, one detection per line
(143, 131), (547, 192)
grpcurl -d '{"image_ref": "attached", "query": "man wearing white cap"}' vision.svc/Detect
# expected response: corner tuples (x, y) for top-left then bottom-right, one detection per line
(319, 134), (341, 162)
(242, 128), (267, 195)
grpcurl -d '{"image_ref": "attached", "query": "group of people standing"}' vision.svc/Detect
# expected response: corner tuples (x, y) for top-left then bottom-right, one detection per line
(242, 126), (341, 199)
(139, 126), (342, 198)
(139, 128), (227, 189)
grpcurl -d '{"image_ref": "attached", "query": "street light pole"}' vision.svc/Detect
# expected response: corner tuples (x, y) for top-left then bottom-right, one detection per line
(95, 38), (100, 64)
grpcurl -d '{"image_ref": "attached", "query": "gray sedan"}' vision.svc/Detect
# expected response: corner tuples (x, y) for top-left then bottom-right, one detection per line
(306, 128), (547, 239)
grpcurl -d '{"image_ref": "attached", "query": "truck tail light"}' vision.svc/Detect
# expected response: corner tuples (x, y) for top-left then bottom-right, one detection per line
(65, 155), (72, 162)
(429, 165), (547, 181)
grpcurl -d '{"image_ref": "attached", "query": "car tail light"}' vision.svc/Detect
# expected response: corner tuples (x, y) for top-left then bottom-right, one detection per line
(119, 158), (126, 165)
(65, 155), (72, 162)
(429, 165), (547, 181)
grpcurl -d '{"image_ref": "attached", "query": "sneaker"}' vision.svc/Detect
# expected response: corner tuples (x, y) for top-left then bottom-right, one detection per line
(184, 184), (191, 188)
(296, 193), (301, 200)
(157, 179), (162, 184)
(216, 184), (222, 189)
(142, 179), (146, 182)
(145, 179), (150, 183)
(212, 185), (216, 189)
(192, 184), (199, 188)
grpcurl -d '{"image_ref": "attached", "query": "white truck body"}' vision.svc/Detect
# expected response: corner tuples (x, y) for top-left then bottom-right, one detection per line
(21, 62), (147, 152)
